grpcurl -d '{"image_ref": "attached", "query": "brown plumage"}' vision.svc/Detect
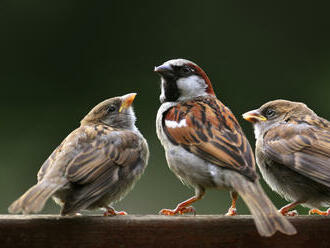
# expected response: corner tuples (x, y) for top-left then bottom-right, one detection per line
(163, 96), (257, 181)
(243, 99), (330, 216)
(9, 93), (149, 215)
(155, 59), (296, 237)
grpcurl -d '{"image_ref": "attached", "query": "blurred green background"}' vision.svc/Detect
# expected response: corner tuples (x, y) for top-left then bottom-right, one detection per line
(0, 1), (329, 215)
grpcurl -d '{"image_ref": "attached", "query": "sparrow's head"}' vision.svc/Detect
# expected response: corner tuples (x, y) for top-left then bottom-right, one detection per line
(154, 59), (215, 103)
(243, 99), (315, 138)
(81, 93), (137, 129)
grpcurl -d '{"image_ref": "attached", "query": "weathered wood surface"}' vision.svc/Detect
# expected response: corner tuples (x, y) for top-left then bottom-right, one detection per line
(0, 215), (329, 248)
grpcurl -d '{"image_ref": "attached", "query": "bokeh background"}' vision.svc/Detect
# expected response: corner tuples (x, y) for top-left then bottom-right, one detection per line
(1, 1), (329, 215)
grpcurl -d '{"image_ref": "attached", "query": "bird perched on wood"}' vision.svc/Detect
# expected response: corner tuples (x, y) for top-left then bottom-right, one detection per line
(154, 58), (296, 237)
(243, 99), (330, 216)
(9, 93), (149, 216)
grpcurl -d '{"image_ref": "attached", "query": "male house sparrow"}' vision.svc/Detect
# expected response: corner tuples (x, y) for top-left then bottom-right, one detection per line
(154, 59), (296, 237)
(9, 93), (149, 216)
(243, 100), (330, 216)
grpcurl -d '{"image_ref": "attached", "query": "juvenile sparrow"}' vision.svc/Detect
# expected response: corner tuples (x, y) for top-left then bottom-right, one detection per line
(154, 59), (296, 237)
(243, 99), (330, 216)
(9, 93), (149, 216)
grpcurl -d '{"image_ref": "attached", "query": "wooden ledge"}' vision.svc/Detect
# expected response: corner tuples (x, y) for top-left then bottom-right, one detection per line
(0, 215), (329, 248)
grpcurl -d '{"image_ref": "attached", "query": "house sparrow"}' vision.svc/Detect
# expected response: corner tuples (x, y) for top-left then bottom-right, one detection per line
(154, 59), (296, 237)
(9, 93), (149, 216)
(243, 99), (330, 216)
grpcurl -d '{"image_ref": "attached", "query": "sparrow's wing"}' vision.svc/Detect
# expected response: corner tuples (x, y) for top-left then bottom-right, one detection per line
(62, 126), (144, 214)
(263, 124), (330, 187)
(37, 148), (59, 182)
(163, 97), (257, 181)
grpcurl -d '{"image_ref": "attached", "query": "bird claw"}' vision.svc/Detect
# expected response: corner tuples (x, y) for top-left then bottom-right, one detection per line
(309, 208), (330, 216)
(280, 209), (298, 216)
(104, 208), (127, 217)
(159, 206), (196, 216)
(225, 207), (237, 216)
(179, 206), (196, 215)
(286, 210), (298, 216)
(159, 209), (176, 216)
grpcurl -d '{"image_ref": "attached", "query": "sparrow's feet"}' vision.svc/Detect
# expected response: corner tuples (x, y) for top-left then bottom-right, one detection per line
(159, 206), (196, 216)
(104, 207), (128, 217)
(159, 193), (204, 216)
(225, 191), (238, 216)
(279, 208), (298, 216)
(309, 208), (330, 216)
(279, 201), (301, 216)
(225, 207), (237, 216)
(285, 210), (298, 216)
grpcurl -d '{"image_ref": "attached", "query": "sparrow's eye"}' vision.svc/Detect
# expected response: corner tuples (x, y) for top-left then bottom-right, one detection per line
(180, 66), (191, 74)
(265, 109), (275, 118)
(107, 105), (116, 113)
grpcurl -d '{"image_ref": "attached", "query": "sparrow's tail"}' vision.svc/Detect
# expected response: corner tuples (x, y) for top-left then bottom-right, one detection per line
(8, 180), (63, 214)
(230, 173), (297, 237)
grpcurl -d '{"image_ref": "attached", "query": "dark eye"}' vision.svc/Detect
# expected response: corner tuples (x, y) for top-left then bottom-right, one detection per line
(107, 105), (116, 113)
(265, 109), (275, 118)
(180, 66), (191, 74)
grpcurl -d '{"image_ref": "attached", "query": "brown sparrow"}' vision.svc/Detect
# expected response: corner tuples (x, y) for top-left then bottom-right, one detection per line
(9, 93), (149, 216)
(154, 59), (296, 237)
(243, 99), (330, 216)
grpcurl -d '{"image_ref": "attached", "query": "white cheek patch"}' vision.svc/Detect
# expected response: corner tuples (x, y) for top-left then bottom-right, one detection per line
(165, 119), (187, 128)
(177, 75), (207, 100)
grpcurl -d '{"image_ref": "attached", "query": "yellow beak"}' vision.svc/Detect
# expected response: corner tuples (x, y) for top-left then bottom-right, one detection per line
(119, 93), (136, 113)
(242, 110), (267, 123)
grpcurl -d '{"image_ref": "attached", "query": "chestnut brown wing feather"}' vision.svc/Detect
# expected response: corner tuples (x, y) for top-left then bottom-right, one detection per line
(163, 97), (257, 181)
(264, 124), (330, 188)
(62, 127), (142, 213)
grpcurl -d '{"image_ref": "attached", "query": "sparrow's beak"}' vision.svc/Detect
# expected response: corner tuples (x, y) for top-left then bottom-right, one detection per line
(242, 110), (267, 123)
(119, 93), (136, 112)
(154, 64), (173, 77)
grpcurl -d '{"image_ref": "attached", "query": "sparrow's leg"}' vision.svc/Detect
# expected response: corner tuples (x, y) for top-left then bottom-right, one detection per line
(104, 206), (128, 216)
(279, 201), (302, 216)
(309, 208), (330, 216)
(159, 187), (205, 216)
(225, 191), (238, 216)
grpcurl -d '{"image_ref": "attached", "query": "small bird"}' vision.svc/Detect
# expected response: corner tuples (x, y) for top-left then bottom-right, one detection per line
(154, 58), (296, 237)
(9, 93), (149, 216)
(243, 99), (330, 216)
